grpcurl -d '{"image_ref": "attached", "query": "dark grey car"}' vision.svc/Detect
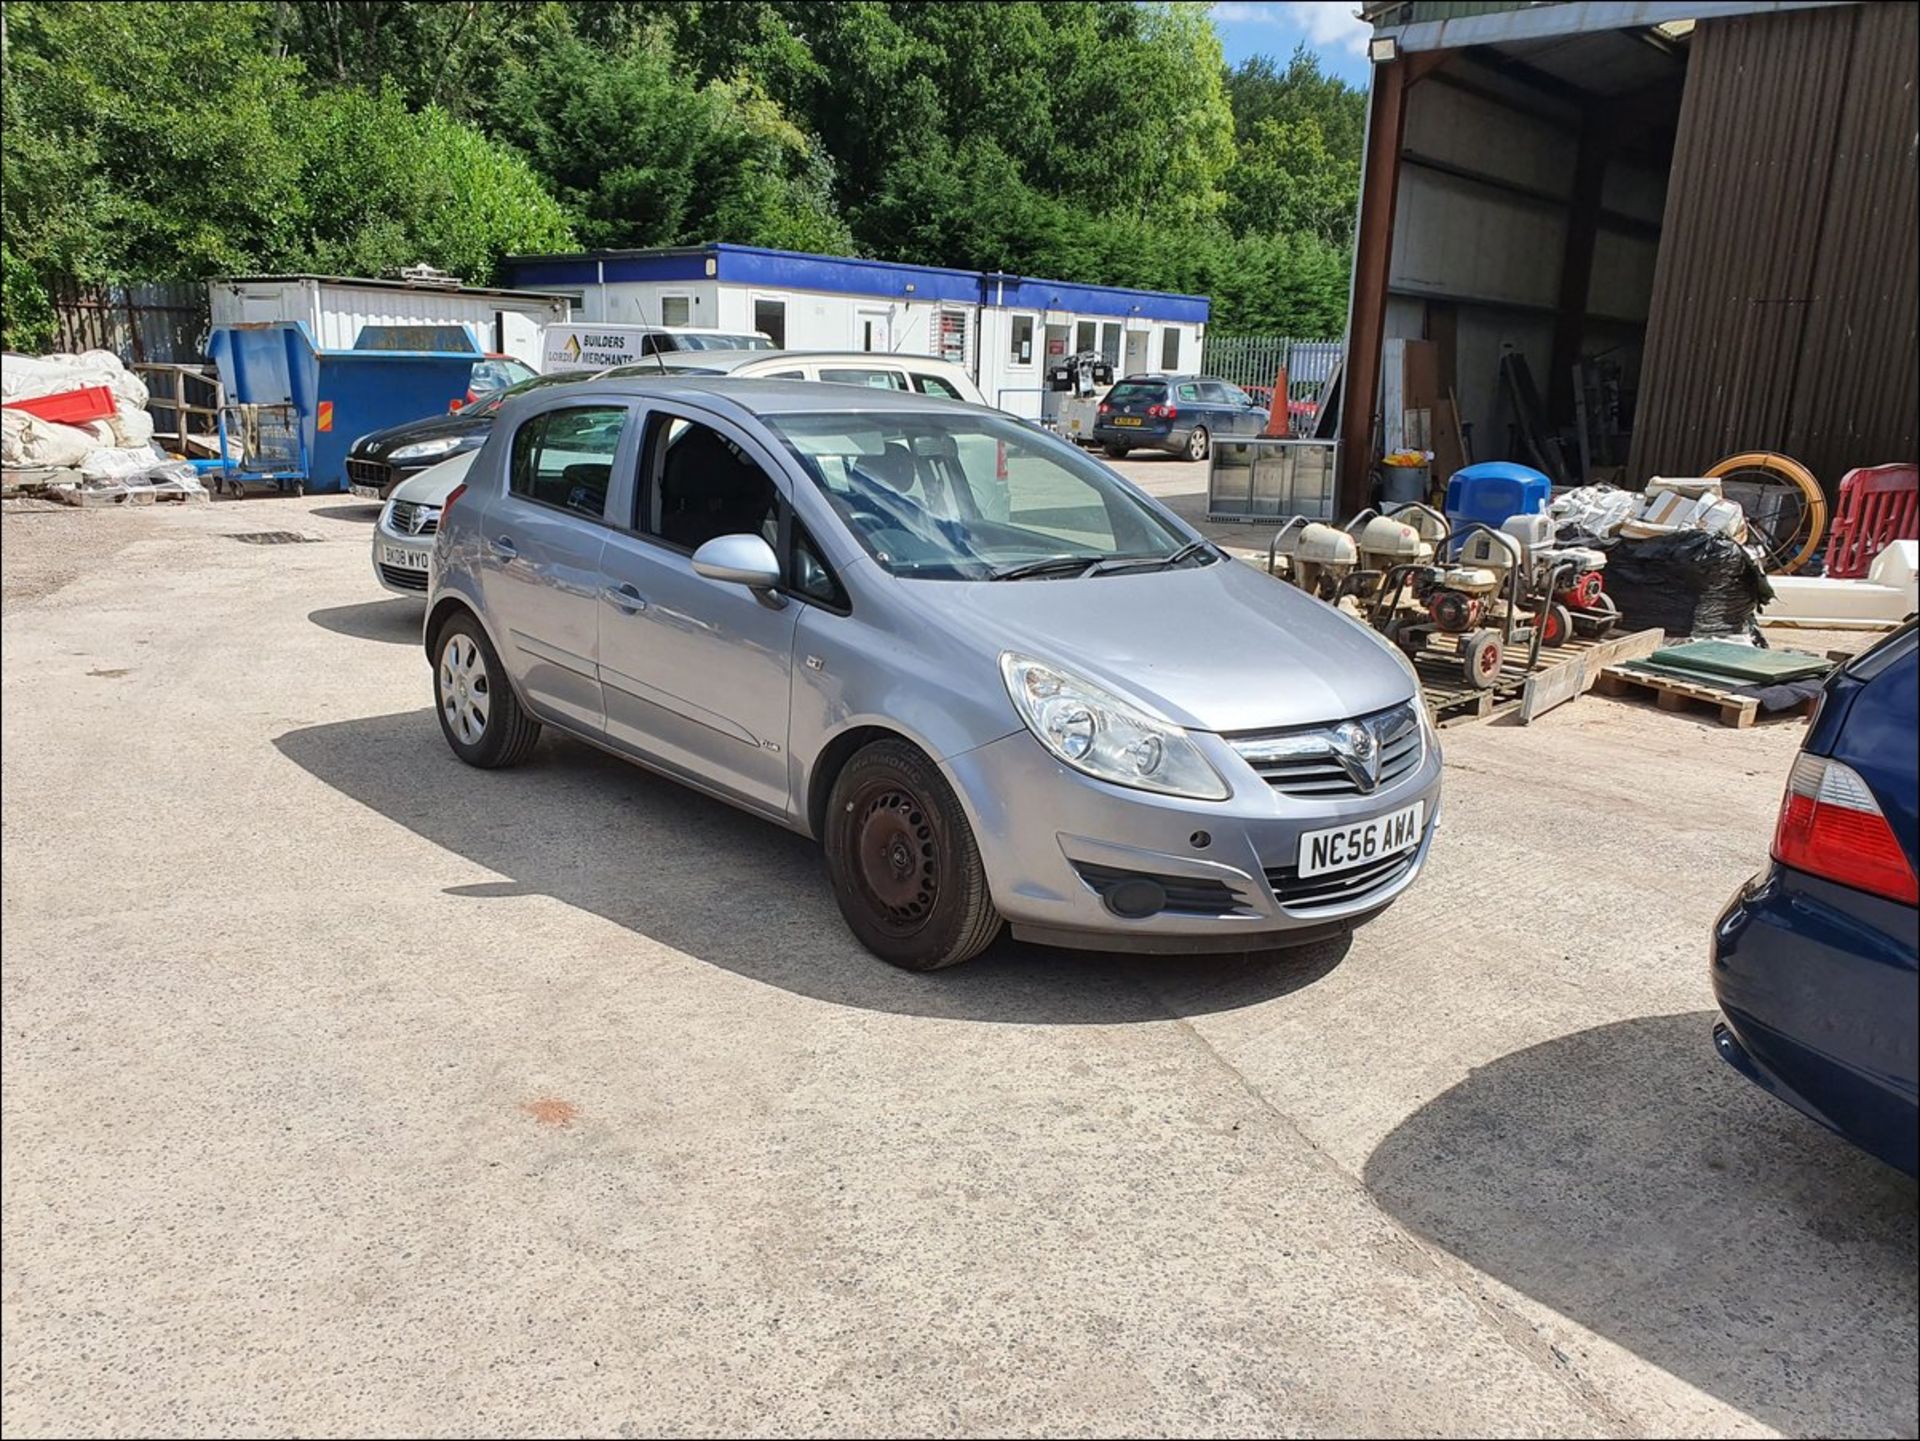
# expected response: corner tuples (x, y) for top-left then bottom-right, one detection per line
(1093, 373), (1269, 461)
(424, 378), (1439, 971)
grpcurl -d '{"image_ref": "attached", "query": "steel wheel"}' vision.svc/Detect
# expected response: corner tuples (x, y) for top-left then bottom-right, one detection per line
(439, 632), (491, 745)
(850, 783), (939, 937)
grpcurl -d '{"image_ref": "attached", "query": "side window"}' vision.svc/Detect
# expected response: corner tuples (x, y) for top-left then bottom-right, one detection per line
(1160, 327), (1180, 371)
(1222, 384), (1254, 407)
(818, 368), (908, 390)
(509, 405), (625, 519)
(791, 520), (849, 611)
(1176, 382), (1201, 402)
(911, 372), (964, 400)
(636, 413), (780, 553)
(660, 295), (692, 327)
(1198, 380), (1234, 404)
(1074, 319), (1097, 353)
(762, 368), (805, 380)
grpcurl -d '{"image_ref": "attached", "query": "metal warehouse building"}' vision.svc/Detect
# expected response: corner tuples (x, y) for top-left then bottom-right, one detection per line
(501, 244), (1211, 419)
(1341, 0), (1917, 512)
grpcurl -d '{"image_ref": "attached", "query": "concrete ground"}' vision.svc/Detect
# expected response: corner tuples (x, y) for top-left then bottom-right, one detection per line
(2, 486), (1914, 1439)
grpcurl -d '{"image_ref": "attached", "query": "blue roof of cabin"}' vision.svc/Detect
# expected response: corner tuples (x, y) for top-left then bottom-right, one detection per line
(502, 244), (1209, 324)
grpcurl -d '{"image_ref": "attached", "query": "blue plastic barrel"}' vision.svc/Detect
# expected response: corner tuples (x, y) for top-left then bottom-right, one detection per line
(1445, 461), (1551, 543)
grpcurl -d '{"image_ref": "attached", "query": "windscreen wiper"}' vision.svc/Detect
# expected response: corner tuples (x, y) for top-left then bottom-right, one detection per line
(988, 554), (1101, 580)
(1082, 540), (1215, 577)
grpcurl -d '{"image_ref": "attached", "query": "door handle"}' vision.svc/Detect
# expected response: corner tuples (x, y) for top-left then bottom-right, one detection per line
(488, 535), (518, 559)
(603, 582), (647, 613)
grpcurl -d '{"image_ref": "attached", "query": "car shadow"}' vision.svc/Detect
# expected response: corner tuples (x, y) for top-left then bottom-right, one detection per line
(307, 600), (422, 646)
(272, 709), (1350, 1024)
(310, 503), (380, 523)
(1363, 1012), (1918, 1437)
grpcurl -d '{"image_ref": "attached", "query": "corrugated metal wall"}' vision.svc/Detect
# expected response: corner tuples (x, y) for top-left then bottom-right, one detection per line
(1631, 3), (1918, 489)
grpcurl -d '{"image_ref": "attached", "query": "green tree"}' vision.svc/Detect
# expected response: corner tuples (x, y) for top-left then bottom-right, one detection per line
(487, 31), (850, 253)
(1224, 116), (1360, 247)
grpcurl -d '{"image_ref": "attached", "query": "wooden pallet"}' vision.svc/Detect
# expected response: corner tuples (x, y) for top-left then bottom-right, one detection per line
(1590, 666), (1818, 728)
(1409, 626), (1663, 727)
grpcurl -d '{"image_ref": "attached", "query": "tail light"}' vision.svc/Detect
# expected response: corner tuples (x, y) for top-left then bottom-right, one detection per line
(1772, 753), (1917, 903)
(1147, 403), (1178, 420)
(441, 482), (467, 521)
(1097, 402), (1111, 415)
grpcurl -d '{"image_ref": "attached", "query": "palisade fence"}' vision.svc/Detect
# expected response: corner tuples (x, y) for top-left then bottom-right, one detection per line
(1202, 335), (1341, 433)
(46, 280), (209, 364)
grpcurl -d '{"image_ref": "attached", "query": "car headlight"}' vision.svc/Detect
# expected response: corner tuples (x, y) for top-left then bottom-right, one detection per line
(388, 436), (463, 463)
(1000, 653), (1229, 801)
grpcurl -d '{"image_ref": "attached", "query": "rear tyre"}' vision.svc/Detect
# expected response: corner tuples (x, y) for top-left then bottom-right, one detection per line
(1103, 443), (1131, 460)
(434, 612), (541, 768)
(824, 739), (1002, 970)
(1185, 426), (1210, 462)
(1462, 630), (1503, 690)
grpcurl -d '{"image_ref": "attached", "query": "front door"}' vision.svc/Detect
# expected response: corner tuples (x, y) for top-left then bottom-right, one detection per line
(475, 400), (633, 734)
(595, 406), (799, 817)
(1123, 327), (1151, 376)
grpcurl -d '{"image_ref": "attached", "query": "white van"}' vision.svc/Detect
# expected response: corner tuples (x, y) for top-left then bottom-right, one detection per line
(613, 349), (987, 406)
(539, 325), (774, 373)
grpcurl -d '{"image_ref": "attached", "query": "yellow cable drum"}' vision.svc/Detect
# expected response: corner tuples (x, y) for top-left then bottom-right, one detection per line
(1703, 451), (1829, 574)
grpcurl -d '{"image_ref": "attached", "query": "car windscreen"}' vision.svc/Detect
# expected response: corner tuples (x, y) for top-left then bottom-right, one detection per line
(1104, 381), (1166, 406)
(765, 411), (1197, 581)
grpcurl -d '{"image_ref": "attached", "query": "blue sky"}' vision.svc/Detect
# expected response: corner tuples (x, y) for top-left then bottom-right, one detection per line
(1208, 2), (1374, 85)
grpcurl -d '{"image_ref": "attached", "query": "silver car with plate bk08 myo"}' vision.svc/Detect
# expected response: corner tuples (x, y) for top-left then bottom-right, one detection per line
(423, 377), (1442, 970)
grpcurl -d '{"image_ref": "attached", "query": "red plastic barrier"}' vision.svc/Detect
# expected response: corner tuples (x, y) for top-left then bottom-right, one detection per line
(1826, 463), (1919, 578)
(3, 385), (116, 426)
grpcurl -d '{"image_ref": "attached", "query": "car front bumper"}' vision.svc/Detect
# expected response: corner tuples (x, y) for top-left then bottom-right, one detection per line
(1711, 864), (1919, 1175)
(940, 724), (1443, 953)
(371, 511), (434, 595)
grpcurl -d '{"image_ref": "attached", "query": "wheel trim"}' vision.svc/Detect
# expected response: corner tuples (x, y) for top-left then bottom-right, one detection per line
(439, 634), (491, 745)
(851, 785), (939, 935)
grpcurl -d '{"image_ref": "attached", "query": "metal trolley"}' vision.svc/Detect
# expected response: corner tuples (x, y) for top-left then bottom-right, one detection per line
(214, 403), (310, 498)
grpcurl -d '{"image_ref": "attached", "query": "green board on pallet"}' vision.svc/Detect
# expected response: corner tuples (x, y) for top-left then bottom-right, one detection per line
(1644, 640), (1831, 684)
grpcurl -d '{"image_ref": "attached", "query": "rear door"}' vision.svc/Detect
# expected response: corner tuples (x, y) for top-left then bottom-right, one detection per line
(475, 401), (635, 734)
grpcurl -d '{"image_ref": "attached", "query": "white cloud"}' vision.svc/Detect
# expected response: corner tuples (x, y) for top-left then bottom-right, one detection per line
(1212, 2), (1372, 60)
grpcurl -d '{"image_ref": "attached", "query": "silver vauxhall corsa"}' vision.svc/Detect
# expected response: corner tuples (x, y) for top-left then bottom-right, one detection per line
(424, 378), (1441, 970)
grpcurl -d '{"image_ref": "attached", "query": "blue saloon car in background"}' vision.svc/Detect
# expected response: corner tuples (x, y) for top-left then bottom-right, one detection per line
(1711, 620), (1918, 1174)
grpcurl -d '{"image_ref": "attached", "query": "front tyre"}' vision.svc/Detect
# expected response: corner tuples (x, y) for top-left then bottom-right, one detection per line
(824, 740), (1002, 970)
(433, 612), (541, 768)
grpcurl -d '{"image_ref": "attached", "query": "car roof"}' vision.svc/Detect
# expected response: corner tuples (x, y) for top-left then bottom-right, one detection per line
(617, 349), (969, 374)
(502, 374), (981, 417)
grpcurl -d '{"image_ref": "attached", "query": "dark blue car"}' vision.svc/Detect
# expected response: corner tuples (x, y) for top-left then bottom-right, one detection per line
(1711, 621), (1918, 1174)
(1093, 374), (1268, 462)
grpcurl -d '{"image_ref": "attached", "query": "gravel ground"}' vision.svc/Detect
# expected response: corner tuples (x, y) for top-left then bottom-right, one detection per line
(3, 491), (1913, 1438)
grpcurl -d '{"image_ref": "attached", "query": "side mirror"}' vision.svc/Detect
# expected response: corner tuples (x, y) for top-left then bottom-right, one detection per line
(691, 533), (783, 592)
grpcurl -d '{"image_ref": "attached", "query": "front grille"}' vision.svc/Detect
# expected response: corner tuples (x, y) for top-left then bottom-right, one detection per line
(387, 501), (438, 536)
(1072, 862), (1248, 917)
(348, 458), (392, 491)
(1226, 701), (1423, 798)
(1265, 849), (1418, 914)
(378, 562), (429, 592)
